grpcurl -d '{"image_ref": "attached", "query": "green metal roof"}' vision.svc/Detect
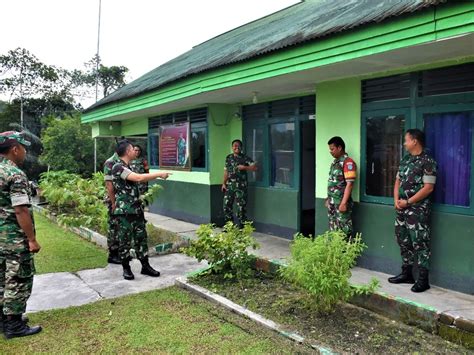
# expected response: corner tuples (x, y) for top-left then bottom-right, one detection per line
(85, 0), (442, 113)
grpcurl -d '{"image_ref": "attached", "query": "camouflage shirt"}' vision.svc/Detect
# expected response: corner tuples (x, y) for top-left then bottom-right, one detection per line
(225, 153), (254, 189)
(104, 153), (120, 181)
(0, 156), (32, 232)
(111, 160), (143, 215)
(327, 154), (357, 204)
(397, 151), (437, 205)
(130, 157), (147, 174)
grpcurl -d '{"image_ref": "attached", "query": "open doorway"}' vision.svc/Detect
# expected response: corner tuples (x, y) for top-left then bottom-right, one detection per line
(300, 119), (315, 236)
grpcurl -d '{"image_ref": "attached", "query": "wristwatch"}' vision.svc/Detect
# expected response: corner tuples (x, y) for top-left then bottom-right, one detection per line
(407, 199), (411, 206)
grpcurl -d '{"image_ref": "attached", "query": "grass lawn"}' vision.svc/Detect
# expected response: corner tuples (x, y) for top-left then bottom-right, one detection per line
(34, 213), (107, 274)
(0, 287), (309, 354)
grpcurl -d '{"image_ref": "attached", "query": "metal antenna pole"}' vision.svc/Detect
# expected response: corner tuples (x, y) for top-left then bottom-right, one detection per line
(94, 0), (102, 173)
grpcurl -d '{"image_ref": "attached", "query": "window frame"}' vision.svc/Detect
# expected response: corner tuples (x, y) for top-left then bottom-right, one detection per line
(416, 102), (474, 216)
(361, 107), (411, 205)
(190, 121), (209, 172)
(243, 116), (305, 191)
(361, 69), (474, 215)
(147, 110), (209, 172)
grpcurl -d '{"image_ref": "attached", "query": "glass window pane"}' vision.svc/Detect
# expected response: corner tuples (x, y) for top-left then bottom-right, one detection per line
(191, 127), (206, 169)
(148, 134), (159, 167)
(245, 127), (264, 183)
(366, 115), (405, 197)
(271, 122), (295, 188)
(425, 111), (473, 207)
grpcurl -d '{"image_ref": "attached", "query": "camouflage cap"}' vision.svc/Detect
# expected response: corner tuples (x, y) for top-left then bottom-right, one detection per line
(0, 131), (31, 147)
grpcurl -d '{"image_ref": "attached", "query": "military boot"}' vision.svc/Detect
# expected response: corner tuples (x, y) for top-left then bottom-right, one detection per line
(122, 260), (135, 280)
(388, 265), (415, 284)
(411, 267), (430, 293)
(4, 314), (42, 339)
(107, 250), (121, 265)
(140, 257), (160, 277)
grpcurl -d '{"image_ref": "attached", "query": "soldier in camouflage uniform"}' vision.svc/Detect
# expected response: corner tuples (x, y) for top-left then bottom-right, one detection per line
(389, 129), (437, 293)
(112, 140), (170, 280)
(326, 137), (356, 239)
(222, 139), (257, 228)
(0, 131), (42, 339)
(130, 145), (150, 196)
(104, 151), (121, 264)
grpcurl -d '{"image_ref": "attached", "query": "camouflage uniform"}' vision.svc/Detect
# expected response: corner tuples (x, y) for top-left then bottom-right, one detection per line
(104, 153), (121, 254)
(223, 153), (254, 226)
(395, 151), (437, 270)
(0, 156), (35, 315)
(130, 157), (149, 196)
(327, 154), (357, 238)
(111, 160), (148, 262)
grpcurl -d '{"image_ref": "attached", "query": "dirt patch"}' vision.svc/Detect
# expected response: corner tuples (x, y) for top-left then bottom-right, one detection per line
(146, 223), (182, 246)
(192, 272), (471, 354)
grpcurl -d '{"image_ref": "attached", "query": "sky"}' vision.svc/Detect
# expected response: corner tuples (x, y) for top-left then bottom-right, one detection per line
(1, 0), (299, 105)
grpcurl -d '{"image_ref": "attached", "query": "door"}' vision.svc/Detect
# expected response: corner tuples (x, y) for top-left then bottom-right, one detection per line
(300, 119), (315, 236)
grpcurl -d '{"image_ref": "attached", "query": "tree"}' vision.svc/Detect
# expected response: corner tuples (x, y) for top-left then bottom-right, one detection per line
(0, 48), (60, 127)
(40, 114), (116, 177)
(84, 55), (128, 99)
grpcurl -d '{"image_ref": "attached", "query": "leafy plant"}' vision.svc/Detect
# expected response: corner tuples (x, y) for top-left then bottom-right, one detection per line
(183, 222), (259, 280)
(281, 231), (379, 314)
(140, 183), (163, 205)
(39, 170), (108, 234)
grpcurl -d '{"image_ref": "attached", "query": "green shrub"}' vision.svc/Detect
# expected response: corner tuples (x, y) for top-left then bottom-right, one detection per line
(141, 184), (163, 205)
(39, 170), (108, 234)
(281, 231), (379, 314)
(183, 222), (259, 280)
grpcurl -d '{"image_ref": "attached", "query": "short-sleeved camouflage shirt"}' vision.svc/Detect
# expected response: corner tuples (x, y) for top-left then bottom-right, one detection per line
(397, 151), (437, 205)
(0, 156), (32, 231)
(327, 154), (357, 204)
(111, 160), (143, 215)
(224, 153), (254, 189)
(130, 157), (146, 174)
(104, 153), (120, 182)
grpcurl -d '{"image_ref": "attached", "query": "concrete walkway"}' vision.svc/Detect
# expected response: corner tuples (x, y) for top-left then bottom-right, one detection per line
(28, 253), (206, 312)
(145, 212), (474, 322)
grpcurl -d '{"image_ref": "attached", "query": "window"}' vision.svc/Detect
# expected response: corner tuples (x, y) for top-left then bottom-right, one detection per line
(245, 127), (264, 183)
(242, 95), (315, 189)
(271, 123), (295, 188)
(191, 123), (207, 169)
(148, 108), (208, 170)
(361, 63), (474, 214)
(148, 130), (159, 167)
(424, 111), (474, 207)
(365, 114), (405, 198)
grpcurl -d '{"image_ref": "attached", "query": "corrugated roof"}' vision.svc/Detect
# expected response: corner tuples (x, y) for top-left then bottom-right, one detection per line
(86, 0), (442, 112)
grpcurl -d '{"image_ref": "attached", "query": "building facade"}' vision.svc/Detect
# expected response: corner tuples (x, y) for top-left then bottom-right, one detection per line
(83, 0), (474, 293)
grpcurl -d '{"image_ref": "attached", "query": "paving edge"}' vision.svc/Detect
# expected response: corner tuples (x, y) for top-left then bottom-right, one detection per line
(32, 204), (189, 257)
(175, 276), (335, 354)
(250, 257), (474, 350)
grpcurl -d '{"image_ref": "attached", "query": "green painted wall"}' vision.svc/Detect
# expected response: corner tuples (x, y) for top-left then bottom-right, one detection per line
(247, 187), (299, 234)
(208, 104), (241, 185)
(315, 79), (361, 201)
(149, 181), (211, 223)
(91, 121), (121, 138)
(315, 198), (474, 294)
(121, 117), (148, 136)
(82, 2), (474, 123)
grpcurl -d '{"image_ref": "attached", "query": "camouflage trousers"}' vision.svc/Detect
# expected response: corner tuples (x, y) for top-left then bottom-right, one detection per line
(107, 208), (120, 253)
(327, 201), (353, 238)
(116, 214), (148, 262)
(395, 205), (431, 269)
(223, 187), (248, 226)
(0, 233), (35, 315)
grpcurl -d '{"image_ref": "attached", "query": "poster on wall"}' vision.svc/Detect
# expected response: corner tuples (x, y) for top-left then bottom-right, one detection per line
(159, 122), (190, 169)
